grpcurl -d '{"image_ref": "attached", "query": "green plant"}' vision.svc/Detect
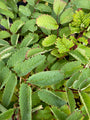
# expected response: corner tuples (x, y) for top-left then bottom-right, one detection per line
(0, 0), (90, 120)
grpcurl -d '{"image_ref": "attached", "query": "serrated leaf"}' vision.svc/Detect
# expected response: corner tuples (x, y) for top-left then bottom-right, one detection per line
(41, 27), (51, 35)
(0, 109), (14, 120)
(59, 27), (71, 37)
(28, 33), (39, 45)
(14, 55), (46, 76)
(73, 68), (90, 89)
(7, 47), (29, 68)
(84, 31), (90, 38)
(81, 106), (89, 120)
(69, 47), (89, 64)
(66, 71), (81, 87)
(35, 3), (51, 13)
(79, 91), (90, 119)
(6, 0), (18, 13)
(10, 20), (24, 34)
(70, 10), (90, 30)
(50, 106), (67, 120)
(32, 91), (40, 107)
(0, 45), (14, 60)
(26, 0), (35, 6)
(0, 45), (13, 56)
(0, 67), (11, 90)
(0, 60), (5, 71)
(53, 0), (67, 16)
(19, 83), (32, 120)
(2, 73), (17, 107)
(19, 5), (31, 16)
(66, 88), (76, 113)
(36, 15), (59, 30)
(20, 16), (29, 22)
(31, 12), (42, 19)
(26, 48), (44, 58)
(74, 0), (90, 10)
(51, 59), (68, 70)
(60, 8), (73, 24)
(60, 104), (71, 115)
(1, 19), (9, 29)
(69, 24), (80, 34)
(47, 54), (56, 64)
(56, 37), (74, 53)
(0, 9), (14, 19)
(66, 110), (83, 120)
(33, 106), (53, 120)
(11, 34), (19, 45)
(78, 37), (88, 45)
(61, 61), (82, 78)
(79, 77), (90, 90)
(51, 49), (67, 58)
(35, 62), (47, 73)
(0, 39), (9, 46)
(42, 35), (57, 47)
(0, 104), (7, 112)
(1, 52), (12, 60)
(0, 1), (8, 10)
(38, 89), (66, 107)
(21, 19), (37, 33)
(28, 70), (64, 87)
(20, 34), (33, 47)
(0, 31), (10, 39)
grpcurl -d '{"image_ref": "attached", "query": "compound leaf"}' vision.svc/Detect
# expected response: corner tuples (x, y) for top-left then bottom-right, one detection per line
(56, 37), (74, 53)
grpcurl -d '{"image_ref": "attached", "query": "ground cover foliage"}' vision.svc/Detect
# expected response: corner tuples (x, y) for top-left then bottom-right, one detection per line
(0, 0), (90, 119)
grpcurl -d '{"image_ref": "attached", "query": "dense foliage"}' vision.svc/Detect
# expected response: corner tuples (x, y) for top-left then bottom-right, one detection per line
(0, 0), (90, 120)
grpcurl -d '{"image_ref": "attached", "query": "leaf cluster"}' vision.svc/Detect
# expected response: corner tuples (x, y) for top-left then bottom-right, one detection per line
(0, 0), (90, 120)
